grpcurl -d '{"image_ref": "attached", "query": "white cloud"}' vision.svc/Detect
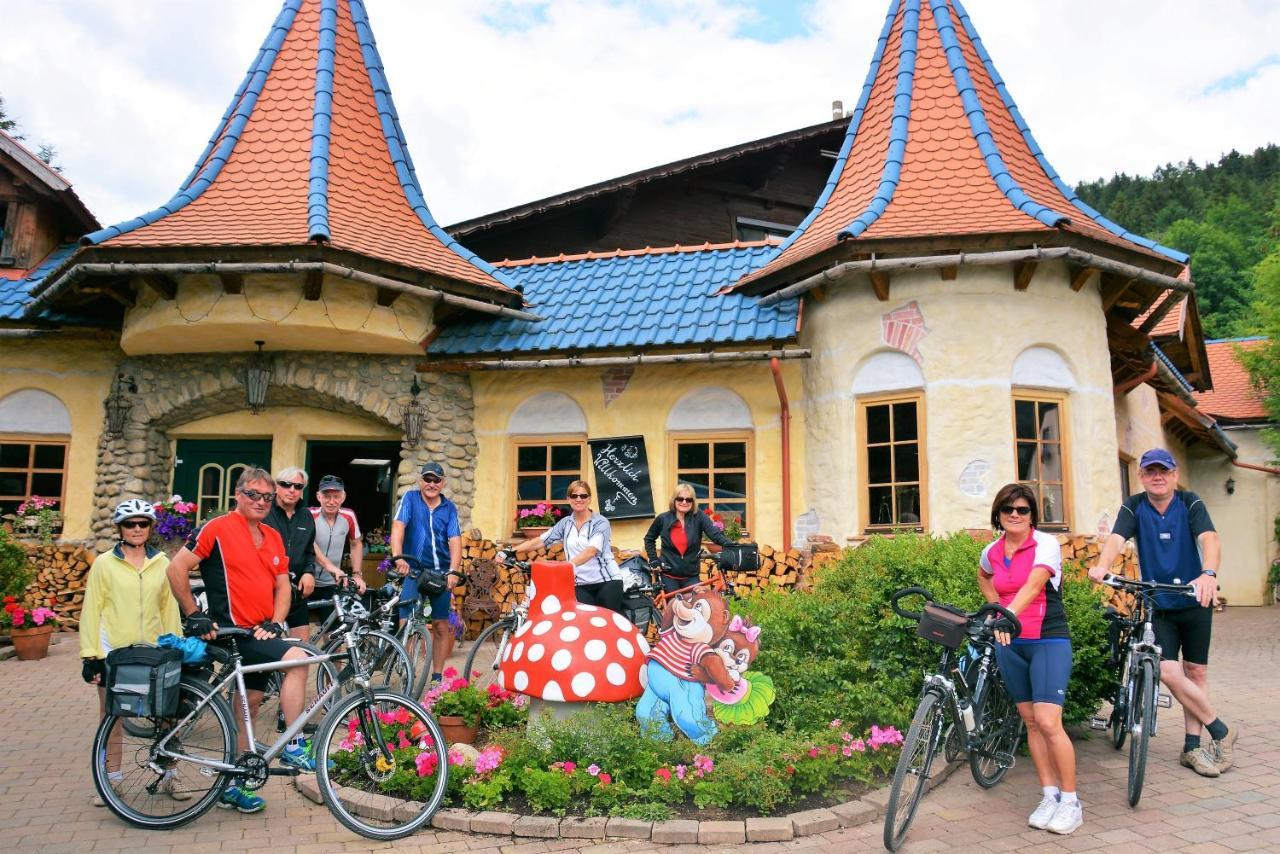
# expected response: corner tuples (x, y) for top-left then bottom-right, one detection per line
(2, 0), (1277, 231)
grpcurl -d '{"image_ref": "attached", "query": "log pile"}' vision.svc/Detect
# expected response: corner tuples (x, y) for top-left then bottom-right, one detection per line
(19, 542), (95, 629)
(1058, 533), (1140, 613)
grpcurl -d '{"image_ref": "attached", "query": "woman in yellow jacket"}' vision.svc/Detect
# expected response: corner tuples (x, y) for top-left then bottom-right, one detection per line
(80, 499), (183, 806)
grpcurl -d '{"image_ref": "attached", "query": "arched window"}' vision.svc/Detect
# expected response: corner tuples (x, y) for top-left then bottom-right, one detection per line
(509, 392), (588, 527)
(1011, 347), (1074, 530)
(0, 389), (71, 517)
(667, 388), (753, 528)
(853, 352), (926, 532)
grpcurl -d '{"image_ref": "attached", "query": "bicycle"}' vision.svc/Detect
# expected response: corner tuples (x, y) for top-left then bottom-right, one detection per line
(619, 550), (741, 639)
(91, 625), (449, 840)
(463, 554), (532, 693)
(309, 575), (415, 702)
(1090, 574), (1193, 807)
(883, 588), (1024, 852)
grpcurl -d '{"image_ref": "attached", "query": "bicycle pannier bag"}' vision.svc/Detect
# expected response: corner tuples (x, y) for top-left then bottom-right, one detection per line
(716, 543), (759, 573)
(106, 644), (184, 717)
(917, 602), (968, 648)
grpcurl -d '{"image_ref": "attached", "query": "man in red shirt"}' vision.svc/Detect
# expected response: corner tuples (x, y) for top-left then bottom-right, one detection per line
(167, 467), (315, 814)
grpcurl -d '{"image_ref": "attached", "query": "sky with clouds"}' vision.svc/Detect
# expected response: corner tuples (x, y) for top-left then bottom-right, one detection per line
(2, 0), (1278, 231)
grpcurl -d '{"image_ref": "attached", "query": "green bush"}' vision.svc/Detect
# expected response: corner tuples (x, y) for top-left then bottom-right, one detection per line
(0, 528), (31, 599)
(738, 532), (1112, 730)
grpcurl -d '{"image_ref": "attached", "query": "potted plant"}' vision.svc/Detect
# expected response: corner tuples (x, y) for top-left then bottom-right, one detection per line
(152, 496), (198, 554)
(514, 502), (562, 539)
(13, 496), (60, 544)
(2, 595), (60, 660)
(425, 669), (487, 744)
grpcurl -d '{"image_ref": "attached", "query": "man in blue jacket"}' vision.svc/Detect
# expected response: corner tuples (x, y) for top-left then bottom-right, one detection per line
(1090, 448), (1236, 777)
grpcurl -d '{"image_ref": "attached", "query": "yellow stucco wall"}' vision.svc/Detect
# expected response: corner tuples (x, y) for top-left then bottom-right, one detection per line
(1187, 430), (1279, 607)
(798, 260), (1121, 540)
(468, 360), (804, 551)
(0, 335), (120, 539)
(120, 271), (433, 355)
(168, 406), (402, 486)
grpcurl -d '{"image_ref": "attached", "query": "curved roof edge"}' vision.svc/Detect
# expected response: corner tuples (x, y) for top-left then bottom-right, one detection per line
(307, 0), (337, 242)
(348, 0), (522, 292)
(950, 0), (1188, 263)
(82, 0), (300, 246)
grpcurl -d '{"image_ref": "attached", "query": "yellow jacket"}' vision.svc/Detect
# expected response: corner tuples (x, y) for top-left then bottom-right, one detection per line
(79, 544), (182, 659)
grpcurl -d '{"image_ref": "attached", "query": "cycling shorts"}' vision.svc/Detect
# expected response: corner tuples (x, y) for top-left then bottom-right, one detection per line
(214, 635), (293, 693)
(400, 586), (451, 622)
(993, 639), (1073, 706)
(1153, 606), (1212, 665)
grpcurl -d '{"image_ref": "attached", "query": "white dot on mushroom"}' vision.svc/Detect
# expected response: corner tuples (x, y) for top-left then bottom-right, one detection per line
(584, 639), (606, 661)
(635, 633), (650, 655)
(606, 662), (626, 685)
(551, 649), (573, 671)
(589, 616), (608, 627)
(528, 643), (545, 662)
(543, 680), (565, 702)
(532, 620), (552, 636)
(540, 595), (561, 615)
(560, 612), (576, 621)
(572, 672), (596, 698)
(513, 670), (529, 691)
(559, 626), (580, 642)
(513, 641), (525, 661)
(611, 613), (633, 632)
(616, 638), (634, 659)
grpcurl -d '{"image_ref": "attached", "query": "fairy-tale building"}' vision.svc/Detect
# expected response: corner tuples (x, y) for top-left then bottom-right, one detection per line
(1, 0), (1273, 602)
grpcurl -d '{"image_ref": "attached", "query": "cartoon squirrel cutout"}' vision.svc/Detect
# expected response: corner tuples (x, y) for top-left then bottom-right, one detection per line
(636, 590), (772, 743)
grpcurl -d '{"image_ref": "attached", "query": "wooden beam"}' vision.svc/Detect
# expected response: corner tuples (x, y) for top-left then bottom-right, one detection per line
(138, 274), (176, 301)
(218, 272), (243, 295)
(939, 265), (958, 281)
(81, 286), (133, 308)
(1068, 265), (1095, 292)
(868, 271), (890, 301)
(303, 269), (323, 301)
(1013, 261), (1037, 291)
(1101, 274), (1135, 311)
(1137, 292), (1185, 335)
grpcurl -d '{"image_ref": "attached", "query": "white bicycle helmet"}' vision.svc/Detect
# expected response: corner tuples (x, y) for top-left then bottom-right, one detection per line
(113, 499), (157, 525)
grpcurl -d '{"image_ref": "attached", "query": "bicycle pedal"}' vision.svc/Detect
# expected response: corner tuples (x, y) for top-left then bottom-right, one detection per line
(269, 766), (301, 777)
(1157, 693), (1173, 709)
(994, 752), (1016, 768)
(1089, 716), (1109, 730)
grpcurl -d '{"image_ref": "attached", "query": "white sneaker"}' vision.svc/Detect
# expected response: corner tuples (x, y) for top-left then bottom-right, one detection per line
(1028, 795), (1059, 829)
(1046, 799), (1083, 835)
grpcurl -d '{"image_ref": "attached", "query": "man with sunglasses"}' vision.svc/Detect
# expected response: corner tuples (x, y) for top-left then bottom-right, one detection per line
(264, 467), (318, 642)
(1089, 448), (1236, 778)
(167, 467), (317, 813)
(390, 462), (461, 684)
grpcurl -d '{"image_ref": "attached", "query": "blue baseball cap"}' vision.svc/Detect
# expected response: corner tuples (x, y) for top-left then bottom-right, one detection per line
(420, 462), (445, 478)
(1138, 448), (1177, 470)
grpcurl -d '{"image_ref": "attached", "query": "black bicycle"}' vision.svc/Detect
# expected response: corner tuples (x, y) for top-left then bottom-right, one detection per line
(883, 588), (1023, 852)
(1093, 574), (1193, 807)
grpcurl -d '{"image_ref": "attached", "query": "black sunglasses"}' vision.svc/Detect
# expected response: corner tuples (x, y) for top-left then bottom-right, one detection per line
(277, 480), (305, 490)
(422, 475), (444, 484)
(240, 488), (276, 503)
(674, 497), (694, 504)
(120, 519), (152, 529)
(568, 493), (590, 500)
(999, 504), (1032, 516)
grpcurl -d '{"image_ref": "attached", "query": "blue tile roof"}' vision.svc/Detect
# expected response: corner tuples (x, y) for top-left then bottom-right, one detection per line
(0, 245), (80, 320)
(429, 243), (799, 356)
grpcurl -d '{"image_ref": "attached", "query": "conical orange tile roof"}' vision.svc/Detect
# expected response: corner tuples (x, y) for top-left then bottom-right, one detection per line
(82, 0), (518, 296)
(737, 0), (1187, 291)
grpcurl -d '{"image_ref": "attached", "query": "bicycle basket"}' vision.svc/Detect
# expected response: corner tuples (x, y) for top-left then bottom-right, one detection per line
(916, 602), (969, 648)
(716, 543), (759, 572)
(106, 644), (184, 717)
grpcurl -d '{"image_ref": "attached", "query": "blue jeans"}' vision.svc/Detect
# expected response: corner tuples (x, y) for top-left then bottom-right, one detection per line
(636, 660), (718, 745)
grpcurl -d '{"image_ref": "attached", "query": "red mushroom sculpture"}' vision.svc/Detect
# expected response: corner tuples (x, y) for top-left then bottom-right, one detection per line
(499, 560), (648, 702)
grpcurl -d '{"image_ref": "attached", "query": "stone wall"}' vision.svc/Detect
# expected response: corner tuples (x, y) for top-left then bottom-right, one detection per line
(89, 352), (475, 551)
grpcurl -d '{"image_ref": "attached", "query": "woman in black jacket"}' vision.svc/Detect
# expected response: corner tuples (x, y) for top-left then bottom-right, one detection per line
(644, 483), (736, 594)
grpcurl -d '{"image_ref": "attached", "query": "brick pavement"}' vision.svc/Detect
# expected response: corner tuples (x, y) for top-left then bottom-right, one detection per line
(2, 607), (1275, 852)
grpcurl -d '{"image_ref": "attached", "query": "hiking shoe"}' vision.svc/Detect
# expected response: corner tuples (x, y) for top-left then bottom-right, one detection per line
(1211, 723), (1238, 772)
(1180, 747), (1221, 777)
(160, 771), (192, 801)
(1028, 794), (1060, 829)
(218, 786), (266, 813)
(281, 741), (318, 772)
(1046, 799), (1083, 835)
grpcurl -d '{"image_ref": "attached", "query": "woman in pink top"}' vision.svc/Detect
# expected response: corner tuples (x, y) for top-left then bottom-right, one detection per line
(977, 483), (1082, 836)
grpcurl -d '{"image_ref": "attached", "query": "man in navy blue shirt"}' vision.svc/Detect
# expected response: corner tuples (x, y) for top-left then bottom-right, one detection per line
(1090, 448), (1236, 778)
(390, 462), (461, 684)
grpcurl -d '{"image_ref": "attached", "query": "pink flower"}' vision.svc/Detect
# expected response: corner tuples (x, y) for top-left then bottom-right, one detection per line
(829, 718), (842, 729)
(586, 764), (601, 776)
(598, 773), (612, 786)
(851, 739), (866, 752)
(842, 732), (854, 743)
(442, 666), (459, 680)
(842, 745), (853, 758)
(654, 767), (672, 782)
(693, 754), (714, 775)
(675, 764), (686, 781)
(447, 747), (467, 766)
(562, 761), (576, 774)
(807, 747), (820, 758)
(415, 751), (438, 777)
(393, 707), (411, 725)
(474, 746), (504, 775)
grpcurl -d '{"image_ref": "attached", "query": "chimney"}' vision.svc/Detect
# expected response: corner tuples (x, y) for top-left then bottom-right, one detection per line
(831, 100), (844, 120)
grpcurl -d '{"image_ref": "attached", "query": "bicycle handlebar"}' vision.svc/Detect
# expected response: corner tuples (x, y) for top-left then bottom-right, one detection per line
(889, 587), (1023, 638)
(214, 627), (253, 639)
(890, 586), (933, 621)
(1103, 574), (1196, 595)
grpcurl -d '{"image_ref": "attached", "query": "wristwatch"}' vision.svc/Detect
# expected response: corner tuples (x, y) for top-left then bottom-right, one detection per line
(1201, 569), (1217, 578)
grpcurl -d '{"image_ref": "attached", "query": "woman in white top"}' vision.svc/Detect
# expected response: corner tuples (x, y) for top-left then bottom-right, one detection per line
(506, 480), (624, 613)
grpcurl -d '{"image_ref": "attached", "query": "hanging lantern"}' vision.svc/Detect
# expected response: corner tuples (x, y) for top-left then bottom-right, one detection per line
(243, 340), (272, 415)
(104, 373), (137, 437)
(401, 375), (424, 445)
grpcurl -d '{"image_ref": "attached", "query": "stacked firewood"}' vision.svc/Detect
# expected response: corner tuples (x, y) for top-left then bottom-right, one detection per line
(1059, 534), (1140, 613)
(702, 541), (815, 593)
(19, 542), (94, 629)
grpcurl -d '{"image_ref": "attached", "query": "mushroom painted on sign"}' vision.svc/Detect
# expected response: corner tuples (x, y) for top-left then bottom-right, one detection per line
(498, 560), (648, 705)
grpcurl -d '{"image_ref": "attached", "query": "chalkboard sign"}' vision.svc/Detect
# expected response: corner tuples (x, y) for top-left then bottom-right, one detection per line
(588, 436), (655, 520)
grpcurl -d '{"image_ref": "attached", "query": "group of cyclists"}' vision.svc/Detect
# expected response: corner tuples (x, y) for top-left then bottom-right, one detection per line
(79, 447), (1236, 835)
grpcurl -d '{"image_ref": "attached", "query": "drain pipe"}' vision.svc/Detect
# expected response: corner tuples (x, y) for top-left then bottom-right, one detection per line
(770, 357), (792, 549)
(1231, 460), (1280, 476)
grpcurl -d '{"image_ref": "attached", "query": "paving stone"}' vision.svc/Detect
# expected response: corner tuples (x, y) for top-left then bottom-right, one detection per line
(746, 816), (794, 841)
(791, 807), (840, 836)
(295, 775), (322, 803)
(469, 810), (520, 835)
(698, 819), (746, 844)
(830, 798), (879, 826)
(392, 799), (426, 822)
(649, 819), (699, 844)
(512, 815), (561, 838)
(430, 807), (475, 832)
(560, 816), (609, 839)
(603, 817), (652, 839)
(859, 784), (892, 817)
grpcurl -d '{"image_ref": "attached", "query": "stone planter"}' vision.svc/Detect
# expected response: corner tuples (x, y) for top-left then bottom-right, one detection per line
(437, 714), (479, 745)
(513, 526), (549, 540)
(9, 624), (55, 660)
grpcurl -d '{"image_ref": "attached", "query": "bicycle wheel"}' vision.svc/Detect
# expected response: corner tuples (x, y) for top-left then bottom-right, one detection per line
(321, 630), (413, 699)
(249, 644), (337, 737)
(402, 622), (434, 700)
(463, 618), (513, 694)
(883, 691), (943, 852)
(1127, 657), (1156, 807)
(314, 689), (449, 840)
(91, 676), (236, 829)
(1110, 686), (1128, 751)
(970, 677), (1023, 788)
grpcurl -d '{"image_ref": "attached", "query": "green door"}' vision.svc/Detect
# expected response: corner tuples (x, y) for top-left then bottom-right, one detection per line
(172, 439), (272, 521)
